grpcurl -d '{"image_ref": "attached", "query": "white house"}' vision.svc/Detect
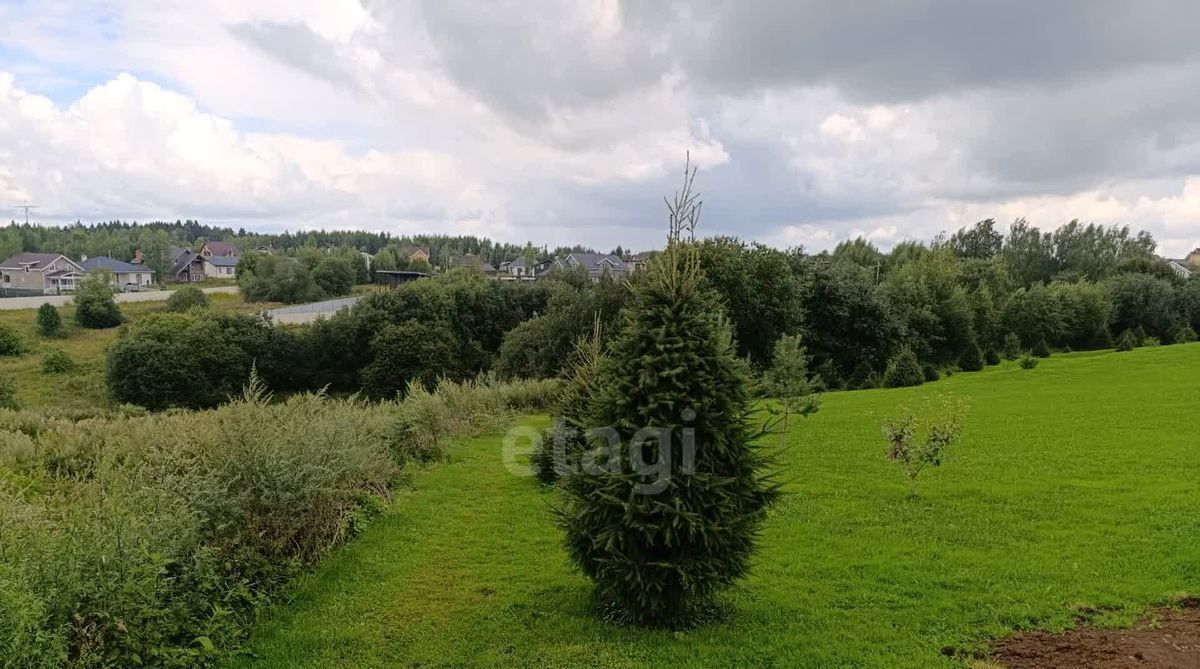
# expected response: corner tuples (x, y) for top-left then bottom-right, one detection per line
(202, 254), (239, 278)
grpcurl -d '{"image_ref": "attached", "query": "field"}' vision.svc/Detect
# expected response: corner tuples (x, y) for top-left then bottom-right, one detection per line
(226, 345), (1200, 669)
(0, 293), (266, 411)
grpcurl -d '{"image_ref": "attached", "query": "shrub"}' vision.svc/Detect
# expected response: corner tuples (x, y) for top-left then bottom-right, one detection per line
(1001, 332), (1022, 360)
(882, 348), (924, 388)
(36, 303), (63, 337)
(984, 348), (1001, 366)
(561, 234), (779, 626)
(921, 363), (940, 383)
(1018, 353), (1039, 369)
(0, 383), (398, 668)
(360, 321), (463, 400)
(1116, 329), (1137, 352)
(0, 376), (17, 409)
(848, 360), (879, 390)
(1172, 325), (1198, 344)
(73, 273), (123, 329)
(1132, 325), (1148, 346)
(41, 348), (75, 374)
(105, 311), (292, 410)
(958, 342), (984, 372)
(882, 398), (966, 497)
(0, 325), (24, 356)
(165, 285), (210, 312)
(1032, 336), (1052, 358)
(311, 257), (356, 297)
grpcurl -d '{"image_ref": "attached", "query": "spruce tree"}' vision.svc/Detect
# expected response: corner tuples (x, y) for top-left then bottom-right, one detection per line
(882, 348), (924, 388)
(1001, 332), (1022, 360)
(560, 164), (778, 626)
(1032, 336), (1052, 358)
(536, 320), (606, 485)
(958, 342), (984, 372)
(36, 303), (63, 337)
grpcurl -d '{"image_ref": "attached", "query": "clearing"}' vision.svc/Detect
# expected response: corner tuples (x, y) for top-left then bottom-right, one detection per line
(228, 345), (1200, 669)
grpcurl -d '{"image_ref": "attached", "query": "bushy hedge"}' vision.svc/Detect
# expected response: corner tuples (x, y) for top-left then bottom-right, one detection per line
(74, 274), (123, 329)
(41, 348), (74, 374)
(0, 373), (539, 667)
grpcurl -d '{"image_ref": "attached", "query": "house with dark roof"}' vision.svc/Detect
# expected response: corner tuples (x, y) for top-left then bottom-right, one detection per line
(498, 256), (545, 281)
(80, 256), (156, 290)
(200, 241), (240, 258)
(168, 247), (206, 283)
(454, 254), (497, 275)
(552, 253), (629, 282)
(201, 254), (239, 279)
(0, 253), (87, 294)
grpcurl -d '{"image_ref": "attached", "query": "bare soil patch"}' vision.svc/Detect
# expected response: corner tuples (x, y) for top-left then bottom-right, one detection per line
(990, 603), (1200, 669)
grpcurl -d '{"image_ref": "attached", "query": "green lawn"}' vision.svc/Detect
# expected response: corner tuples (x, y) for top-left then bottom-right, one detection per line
(228, 345), (1200, 669)
(0, 293), (269, 411)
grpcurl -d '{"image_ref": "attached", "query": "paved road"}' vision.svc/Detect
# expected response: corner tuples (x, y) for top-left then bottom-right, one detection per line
(266, 296), (364, 324)
(0, 286), (240, 310)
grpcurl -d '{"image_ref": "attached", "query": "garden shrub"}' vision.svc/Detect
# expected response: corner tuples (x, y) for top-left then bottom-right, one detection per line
(882, 348), (924, 388)
(36, 303), (63, 337)
(0, 325), (24, 356)
(561, 236), (779, 627)
(958, 342), (984, 372)
(360, 320), (463, 400)
(1132, 325), (1148, 346)
(1018, 353), (1039, 369)
(848, 360), (879, 390)
(1032, 336), (1052, 358)
(1172, 325), (1198, 344)
(73, 273), (123, 329)
(41, 348), (74, 374)
(165, 285), (210, 312)
(1116, 329), (1137, 352)
(984, 348), (1001, 366)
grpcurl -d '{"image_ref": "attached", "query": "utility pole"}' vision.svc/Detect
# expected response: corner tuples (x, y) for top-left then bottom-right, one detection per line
(9, 204), (37, 225)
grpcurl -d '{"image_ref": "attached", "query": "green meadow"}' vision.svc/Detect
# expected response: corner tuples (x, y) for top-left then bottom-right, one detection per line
(227, 344), (1200, 669)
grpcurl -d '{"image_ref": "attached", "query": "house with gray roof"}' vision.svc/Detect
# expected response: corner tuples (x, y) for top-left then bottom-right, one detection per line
(201, 254), (239, 279)
(552, 253), (629, 281)
(80, 256), (156, 291)
(0, 253), (87, 295)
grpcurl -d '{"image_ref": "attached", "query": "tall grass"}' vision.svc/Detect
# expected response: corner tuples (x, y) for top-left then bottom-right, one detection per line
(0, 374), (545, 668)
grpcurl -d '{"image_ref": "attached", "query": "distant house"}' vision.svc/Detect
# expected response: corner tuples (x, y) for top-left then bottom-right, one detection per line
(168, 247), (206, 283)
(552, 253), (629, 282)
(200, 241), (240, 258)
(1167, 259), (1193, 280)
(399, 245), (431, 263)
(80, 256), (156, 291)
(622, 254), (649, 273)
(360, 250), (375, 270)
(0, 253), (87, 294)
(1187, 248), (1200, 269)
(201, 254), (239, 279)
(375, 269), (431, 288)
(454, 254), (498, 275)
(498, 256), (542, 280)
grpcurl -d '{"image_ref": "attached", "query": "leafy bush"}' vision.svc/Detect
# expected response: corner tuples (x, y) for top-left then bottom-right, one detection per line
(1132, 325), (1149, 346)
(1116, 329), (1137, 352)
(238, 255), (324, 304)
(311, 257), (356, 297)
(561, 237), (778, 627)
(0, 325), (23, 356)
(165, 285), (210, 312)
(1032, 336), (1052, 358)
(848, 360), (879, 390)
(0, 384), (398, 668)
(882, 398), (966, 497)
(105, 311), (293, 410)
(958, 342), (984, 372)
(984, 348), (1001, 366)
(1001, 332), (1022, 360)
(882, 348), (924, 388)
(1018, 353), (1039, 369)
(73, 273), (124, 329)
(0, 377), (17, 409)
(36, 303), (63, 337)
(921, 363), (940, 382)
(1172, 325), (1198, 344)
(360, 320), (463, 400)
(41, 348), (75, 374)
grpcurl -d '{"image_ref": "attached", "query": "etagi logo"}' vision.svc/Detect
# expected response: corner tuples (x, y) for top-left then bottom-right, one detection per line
(503, 408), (698, 495)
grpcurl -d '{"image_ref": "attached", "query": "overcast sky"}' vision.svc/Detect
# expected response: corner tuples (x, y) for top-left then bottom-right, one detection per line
(1, 0), (1199, 256)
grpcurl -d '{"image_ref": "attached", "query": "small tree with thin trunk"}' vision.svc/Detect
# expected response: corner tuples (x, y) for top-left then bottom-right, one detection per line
(762, 334), (820, 448)
(883, 399), (965, 497)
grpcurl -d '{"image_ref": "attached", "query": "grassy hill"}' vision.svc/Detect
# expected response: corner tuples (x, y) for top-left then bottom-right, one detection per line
(225, 344), (1200, 669)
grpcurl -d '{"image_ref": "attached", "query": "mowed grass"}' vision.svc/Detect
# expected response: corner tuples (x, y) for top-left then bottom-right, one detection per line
(228, 345), (1200, 669)
(0, 293), (268, 411)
